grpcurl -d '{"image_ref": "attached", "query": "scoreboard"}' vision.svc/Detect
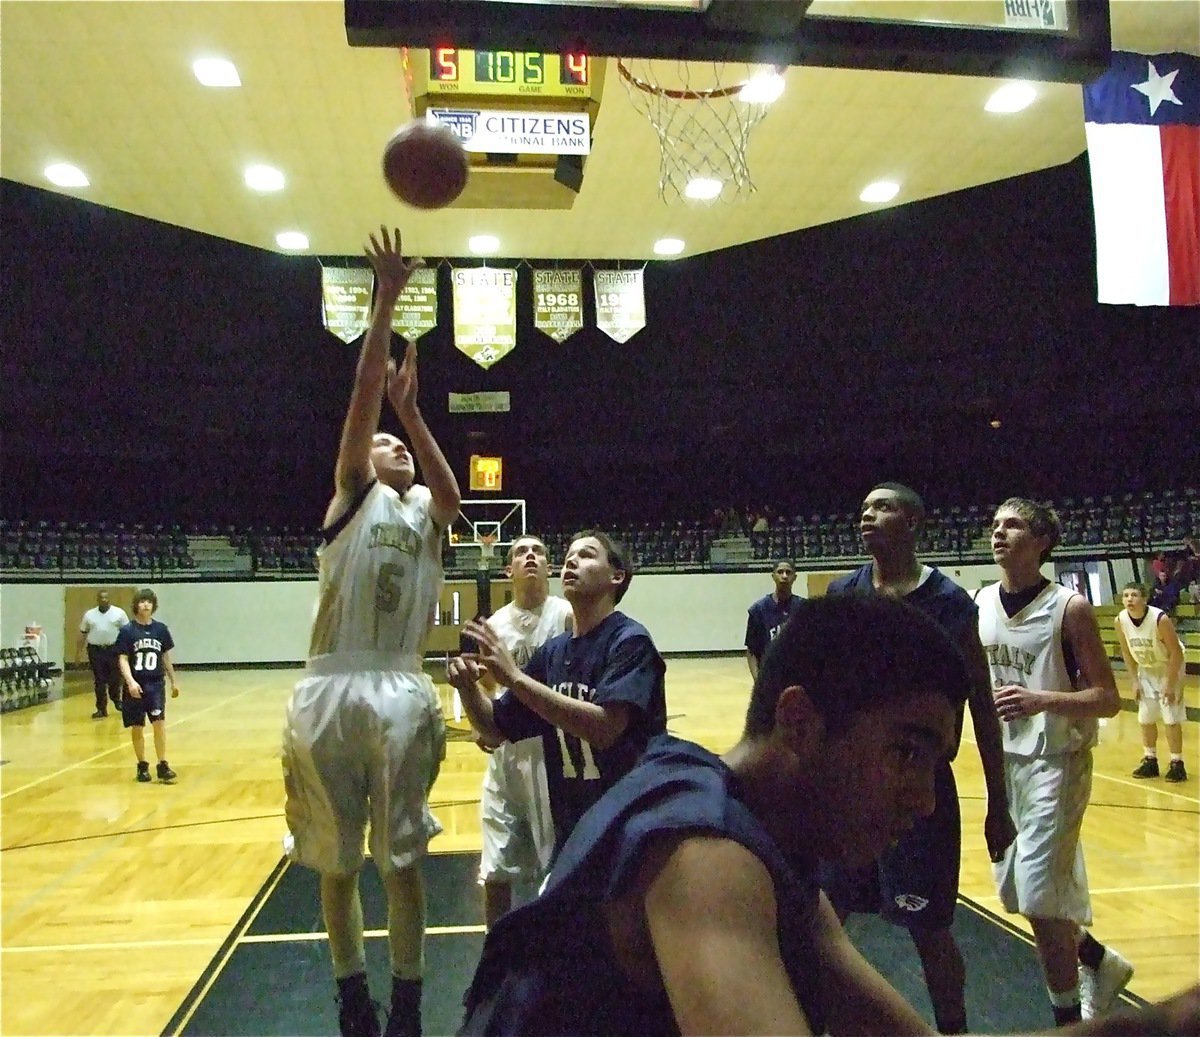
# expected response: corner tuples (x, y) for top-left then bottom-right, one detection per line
(427, 48), (591, 97)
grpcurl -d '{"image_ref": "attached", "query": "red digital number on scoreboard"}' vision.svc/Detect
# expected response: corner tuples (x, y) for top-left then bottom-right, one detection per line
(431, 47), (459, 81)
(561, 53), (588, 86)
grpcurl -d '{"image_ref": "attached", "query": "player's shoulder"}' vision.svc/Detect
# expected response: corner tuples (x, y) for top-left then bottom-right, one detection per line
(923, 567), (975, 603)
(607, 611), (655, 643)
(826, 564), (870, 596)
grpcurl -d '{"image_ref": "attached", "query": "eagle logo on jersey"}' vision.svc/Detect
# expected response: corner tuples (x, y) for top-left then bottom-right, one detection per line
(893, 893), (930, 913)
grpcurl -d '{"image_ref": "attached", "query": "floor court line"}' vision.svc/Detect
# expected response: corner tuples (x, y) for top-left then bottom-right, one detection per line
(0, 682), (283, 799)
(237, 924), (489, 945)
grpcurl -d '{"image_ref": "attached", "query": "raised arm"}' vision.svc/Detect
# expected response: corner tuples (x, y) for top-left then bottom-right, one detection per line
(326, 226), (424, 528)
(461, 618), (630, 750)
(446, 655), (505, 747)
(386, 339), (460, 528)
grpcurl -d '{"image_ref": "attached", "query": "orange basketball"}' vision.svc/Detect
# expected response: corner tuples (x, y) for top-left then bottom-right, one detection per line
(382, 121), (470, 209)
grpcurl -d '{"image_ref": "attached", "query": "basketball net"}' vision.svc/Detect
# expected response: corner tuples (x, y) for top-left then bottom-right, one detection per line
(477, 533), (497, 571)
(617, 59), (784, 204)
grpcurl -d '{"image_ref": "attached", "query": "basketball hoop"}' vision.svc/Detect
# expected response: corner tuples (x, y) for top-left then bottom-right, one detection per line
(617, 59), (785, 204)
(477, 533), (498, 571)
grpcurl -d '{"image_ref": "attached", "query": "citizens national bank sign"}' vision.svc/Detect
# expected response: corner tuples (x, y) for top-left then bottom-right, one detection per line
(428, 109), (590, 155)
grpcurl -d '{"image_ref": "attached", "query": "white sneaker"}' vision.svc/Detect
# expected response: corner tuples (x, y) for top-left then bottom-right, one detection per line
(1079, 948), (1134, 1019)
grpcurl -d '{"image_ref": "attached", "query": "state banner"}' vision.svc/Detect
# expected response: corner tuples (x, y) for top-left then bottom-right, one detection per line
(321, 266), (374, 343)
(593, 269), (646, 344)
(532, 269), (584, 343)
(452, 267), (518, 369)
(391, 266), (439, 339)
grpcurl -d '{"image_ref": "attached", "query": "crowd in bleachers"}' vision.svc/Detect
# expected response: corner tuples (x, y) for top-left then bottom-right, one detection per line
(2, 487), (1196, 581)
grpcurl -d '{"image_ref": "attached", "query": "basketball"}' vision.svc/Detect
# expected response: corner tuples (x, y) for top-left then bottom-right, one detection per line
(382, 121), (470, 209)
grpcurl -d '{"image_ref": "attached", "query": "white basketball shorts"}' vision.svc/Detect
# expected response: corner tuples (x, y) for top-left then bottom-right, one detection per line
(993, 749), (1093, 926)
(282, 654), (446, 875)
(479, 735), (555, 885)
(1137, 672), (1186, 726)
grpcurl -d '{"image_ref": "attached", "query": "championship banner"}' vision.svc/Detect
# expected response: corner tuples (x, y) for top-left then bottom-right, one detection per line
(391, 266), (439, 339)
(452, 267), (518, 369)
(532, 269), (584, 343)
(448, 391), (511, 414)
(321, 266), (374, 343)
(593, 269), (646, 344)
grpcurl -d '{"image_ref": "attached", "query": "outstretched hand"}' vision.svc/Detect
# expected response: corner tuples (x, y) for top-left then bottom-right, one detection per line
(387, 340), (419, 421)
(365, 225), (423, 299)
(461, 619), (523, 689)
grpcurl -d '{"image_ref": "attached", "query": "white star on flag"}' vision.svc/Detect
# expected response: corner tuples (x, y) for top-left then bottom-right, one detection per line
(1131, 60), (1182, 117)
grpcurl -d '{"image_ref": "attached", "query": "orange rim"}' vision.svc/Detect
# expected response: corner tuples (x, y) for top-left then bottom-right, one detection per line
(616, 58), (783, 101)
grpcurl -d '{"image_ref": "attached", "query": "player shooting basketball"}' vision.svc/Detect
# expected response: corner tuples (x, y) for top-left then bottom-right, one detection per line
(281, 226), (461, 1037)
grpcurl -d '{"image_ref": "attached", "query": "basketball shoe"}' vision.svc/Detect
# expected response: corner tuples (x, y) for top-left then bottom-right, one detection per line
(1131, 756), (1159, 779)
(1079, 948), (1134, 1019)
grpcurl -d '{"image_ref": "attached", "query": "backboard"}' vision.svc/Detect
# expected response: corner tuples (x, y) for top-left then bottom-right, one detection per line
(347, 0), (1112, 83)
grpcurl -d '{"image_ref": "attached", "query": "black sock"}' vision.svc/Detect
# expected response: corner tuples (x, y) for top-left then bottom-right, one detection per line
(1052, 1003), (1082, 1027)
(937, 1021), (968, 1035)
(1078, 931), (1106, 970)
(338, 972), (371, 1003)
(386, 978), (422, 1037)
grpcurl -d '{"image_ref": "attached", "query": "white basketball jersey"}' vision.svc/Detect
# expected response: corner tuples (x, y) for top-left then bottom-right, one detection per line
(977, 582), (1098, 756)
(487, 596), (573, 666)
(308, 482), (443, 661)
(1118, 606), (1170, 675)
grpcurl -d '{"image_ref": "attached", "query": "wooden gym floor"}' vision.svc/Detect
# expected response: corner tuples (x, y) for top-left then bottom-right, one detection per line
(2, 660), (1197, 1037)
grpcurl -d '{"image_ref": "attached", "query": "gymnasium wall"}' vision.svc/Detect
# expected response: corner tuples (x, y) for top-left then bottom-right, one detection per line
(0, 562), (1048, 666)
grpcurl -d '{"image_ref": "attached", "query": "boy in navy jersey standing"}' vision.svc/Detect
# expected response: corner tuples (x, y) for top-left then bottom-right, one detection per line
(116, 588), (180, 784)
(449, 530), (666, 858)
(819, 483), (1013, 1034)
(745, 560), (803, 678)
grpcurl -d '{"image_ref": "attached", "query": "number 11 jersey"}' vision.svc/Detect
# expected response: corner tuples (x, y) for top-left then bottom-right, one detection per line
(491, 610), (666, 858)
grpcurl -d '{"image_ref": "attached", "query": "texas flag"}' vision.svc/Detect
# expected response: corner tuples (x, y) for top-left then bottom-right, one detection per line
(1082, 51), (1199, 306)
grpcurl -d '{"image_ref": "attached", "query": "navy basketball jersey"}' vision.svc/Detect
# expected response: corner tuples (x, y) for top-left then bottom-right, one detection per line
(115, 620), (175, 683)
(745, 592), (804, 662)
(827, 563), (976, 754)
(491, 611), (666, 855)
(460, 735), (826, 1037)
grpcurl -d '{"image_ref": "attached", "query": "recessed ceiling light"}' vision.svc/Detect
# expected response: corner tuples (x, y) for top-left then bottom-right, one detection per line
(684, 177), (723, 201)
(985, 82), (1036, 113)
(859, 181), (899, 204)
(276, 231), (309, 251)
(469, 235), (500, 255)
(245, 165), (285, 192)
(738, 70), (785, 105)
(193, 57), (241, 88)
(44, 163), (89, 188)
(653, 238), (685, 256)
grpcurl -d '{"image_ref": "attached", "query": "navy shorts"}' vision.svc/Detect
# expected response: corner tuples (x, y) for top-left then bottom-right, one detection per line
(820, 759), (961, 931)
(122, 681), (167, 728)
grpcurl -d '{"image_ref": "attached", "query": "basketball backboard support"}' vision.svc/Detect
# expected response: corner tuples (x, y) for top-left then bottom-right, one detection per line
(347, 0), (1112, 84)
(448, 499), (527, 571)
